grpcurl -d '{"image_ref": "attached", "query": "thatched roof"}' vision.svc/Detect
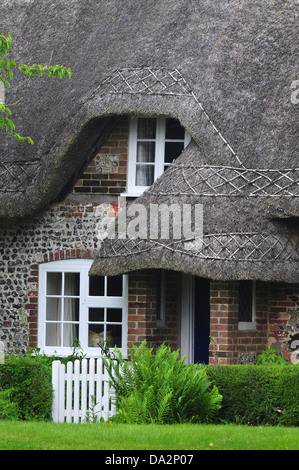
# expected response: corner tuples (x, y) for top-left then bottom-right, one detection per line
(1, 0), (298, 281)
(90, 141), (299, 282)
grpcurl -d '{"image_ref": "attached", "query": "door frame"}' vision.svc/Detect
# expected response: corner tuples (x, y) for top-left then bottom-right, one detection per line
(181, 274), (195, 364)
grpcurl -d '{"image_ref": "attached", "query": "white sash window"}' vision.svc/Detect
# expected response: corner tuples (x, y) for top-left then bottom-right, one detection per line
(125, 116), (191, 196)
(38, 259), (128, 357)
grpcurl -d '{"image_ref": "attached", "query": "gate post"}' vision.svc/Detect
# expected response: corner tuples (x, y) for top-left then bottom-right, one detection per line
(52, 360), (61, 423)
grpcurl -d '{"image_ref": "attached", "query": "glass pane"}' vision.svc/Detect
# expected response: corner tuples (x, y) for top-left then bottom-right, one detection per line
(136, 142), (155, 162)
(88, 325), (104, 347)
(137, 118), (156, 139)
(107, 276), (123, 296)
(89, 308), (104, 322)
(165, 118), (185, 139)
(63, 324), (79, 347)
(46, 298), (61, 321)
(46, 323), (61, 346)
(89, 276), (104, 296)
(107, 308), (122, 322)
(64, 298), (79, 322)
(136, 164), (154, 186)
(238, 281), (253, 322)
(164, 141), (184, 163)
(64, 273), (79, 296)
(46, 272), (62, 295)
(107, 325), (122, 348)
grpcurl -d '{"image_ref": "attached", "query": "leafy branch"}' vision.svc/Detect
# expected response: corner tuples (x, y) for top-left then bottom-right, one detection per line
(0, 32), (72, 144)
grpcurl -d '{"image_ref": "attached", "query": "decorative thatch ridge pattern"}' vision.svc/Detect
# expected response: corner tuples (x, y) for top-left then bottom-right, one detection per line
(95, 232), (299, 263)
(98, 67), (245, 168)
(0, 162), (39, 193)
(148, 166), (299, 197)
(100, 68), (193, 96)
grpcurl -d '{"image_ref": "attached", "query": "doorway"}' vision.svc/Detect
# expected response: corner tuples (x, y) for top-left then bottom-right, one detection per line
(181, 274), (210, 364)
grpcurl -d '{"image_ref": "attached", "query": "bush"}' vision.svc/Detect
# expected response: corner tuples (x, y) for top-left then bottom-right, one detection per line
(206, 364), (299, 426)
(103, 341), (222, 424)
(0, 356), (53, 421)
(0, 389), (19, 420)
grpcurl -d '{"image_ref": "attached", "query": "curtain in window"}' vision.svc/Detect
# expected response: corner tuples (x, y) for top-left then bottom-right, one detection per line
(63, 273), (79, 347)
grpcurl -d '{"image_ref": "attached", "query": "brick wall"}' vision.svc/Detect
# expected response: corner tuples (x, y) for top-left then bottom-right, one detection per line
(0, 200), (119, 354)
(127, 270), (180, 352)
(268, 283), (299, 361)
(73, 116), (128, 196)
(209, 281), (268, 364)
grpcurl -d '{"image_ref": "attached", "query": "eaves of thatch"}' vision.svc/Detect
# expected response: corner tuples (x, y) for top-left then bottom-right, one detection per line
(1, 0), (298, 281)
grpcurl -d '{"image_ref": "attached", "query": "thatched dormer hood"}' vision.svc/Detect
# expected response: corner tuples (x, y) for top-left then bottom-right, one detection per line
(1, 0), (298, 281)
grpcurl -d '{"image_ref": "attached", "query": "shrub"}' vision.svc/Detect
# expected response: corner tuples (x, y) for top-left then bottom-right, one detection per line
(256, 348), (289, 365)
(206, 364), (299, 426)
(0, 355), (53, 421)
(0, 389), (19, 420)
(103, 341), (222, 424)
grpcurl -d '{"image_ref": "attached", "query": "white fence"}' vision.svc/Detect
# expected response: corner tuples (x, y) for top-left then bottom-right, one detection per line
(52, 358), (116, 423)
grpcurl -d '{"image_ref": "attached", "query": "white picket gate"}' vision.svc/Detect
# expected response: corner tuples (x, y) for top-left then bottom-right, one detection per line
(52, 358), (116, 423)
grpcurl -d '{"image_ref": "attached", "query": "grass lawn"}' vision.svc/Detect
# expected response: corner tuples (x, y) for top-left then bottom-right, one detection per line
(0, 421), (299, 450)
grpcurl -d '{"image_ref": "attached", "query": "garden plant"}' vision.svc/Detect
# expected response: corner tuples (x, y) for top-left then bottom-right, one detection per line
(102, 340), (222, 424)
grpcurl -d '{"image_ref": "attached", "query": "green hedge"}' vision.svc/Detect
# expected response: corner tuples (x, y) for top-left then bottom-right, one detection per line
(206, 365), (299, 426)
(0, 356), (53, 421)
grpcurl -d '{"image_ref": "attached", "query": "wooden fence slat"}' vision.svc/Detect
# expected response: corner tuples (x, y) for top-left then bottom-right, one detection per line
(58, 362), (66, 423)
(66, 361), (73, 423)
(73, 360), (80, 423)
(52, 358), (116, 423)
(51, 360), (60, 423)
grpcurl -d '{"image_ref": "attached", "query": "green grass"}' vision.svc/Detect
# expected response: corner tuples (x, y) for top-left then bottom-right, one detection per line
(0, 421), (299, 450)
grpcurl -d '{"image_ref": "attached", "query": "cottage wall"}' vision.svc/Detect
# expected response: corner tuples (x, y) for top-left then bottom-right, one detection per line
(0, 116), (298, 363)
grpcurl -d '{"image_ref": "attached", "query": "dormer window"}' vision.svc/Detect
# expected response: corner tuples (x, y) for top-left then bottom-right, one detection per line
(125, 116), (191, 196)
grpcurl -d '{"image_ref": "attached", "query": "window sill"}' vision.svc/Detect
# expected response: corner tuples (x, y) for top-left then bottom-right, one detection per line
(238, 322), (256, 331)
(120, 192), (144, 199)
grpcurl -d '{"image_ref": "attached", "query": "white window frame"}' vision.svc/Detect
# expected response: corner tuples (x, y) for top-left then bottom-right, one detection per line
(238, 280), (256, 331)
(123, 116), (191, 197)
(38, 259), (128, 358)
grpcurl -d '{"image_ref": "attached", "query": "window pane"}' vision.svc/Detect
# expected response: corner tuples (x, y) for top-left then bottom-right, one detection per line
(136, 164), (154, 186)
(107, 308), (122, 322)
(46, 298), (61, 321)
(107, 276), (123, 296)
(64, 298), (79, 322)
(137, 118), (156, 139)
(108, 325), (122, 348)
(46, 272), (62, 295)
(136, 142), (155, 162)
(238, 281), (253, 322)
(164, 141), (184, 163)
(63, 324), (79, 347)
(89, 276), (104, 296)
(64, 273), (79, 296)
(46, 323), (61, 346)
(89, 308), (105, 322)
(88, 325), (104, 347)
(165, 118), (185, 139)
